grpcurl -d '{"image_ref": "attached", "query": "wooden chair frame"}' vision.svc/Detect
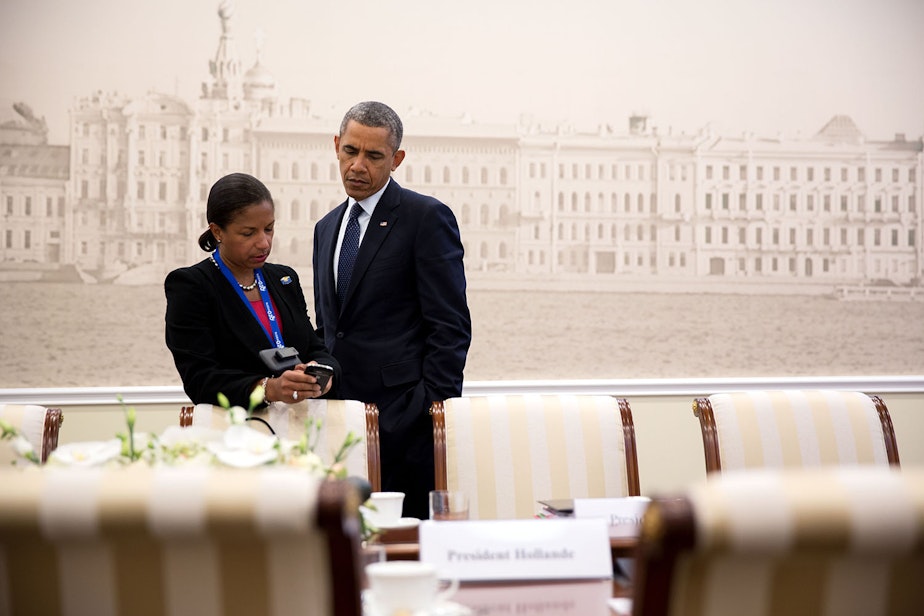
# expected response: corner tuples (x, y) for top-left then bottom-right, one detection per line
(180, 403), (382, 492)
(0, 405), (63, 463)
(431, 395), (641, 496)
(42, 408), (64, 463)
(317, 479), (364, 616)
(631, 495), (696, 616)
(432, 400), (448, 491)
(692, 393), (901, 473)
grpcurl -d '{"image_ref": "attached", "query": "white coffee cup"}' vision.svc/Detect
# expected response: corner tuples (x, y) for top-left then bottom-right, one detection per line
(363, 491), (405, 527)
(365, 561), (458, 614)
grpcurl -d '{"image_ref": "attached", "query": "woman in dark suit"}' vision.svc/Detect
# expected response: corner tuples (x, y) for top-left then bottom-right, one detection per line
(165, 172), (338, 408)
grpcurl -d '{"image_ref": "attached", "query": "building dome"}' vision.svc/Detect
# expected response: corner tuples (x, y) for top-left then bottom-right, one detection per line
(244, 62), (275, 89)
(244, 61), (276, 100)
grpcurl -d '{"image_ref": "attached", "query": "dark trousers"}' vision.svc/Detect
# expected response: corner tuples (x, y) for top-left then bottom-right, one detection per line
(378, 382), (436, 520)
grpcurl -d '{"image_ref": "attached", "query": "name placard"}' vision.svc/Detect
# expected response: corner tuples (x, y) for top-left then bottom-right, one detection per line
(573, 496), (651, 538)
(419, 518), (612, 581)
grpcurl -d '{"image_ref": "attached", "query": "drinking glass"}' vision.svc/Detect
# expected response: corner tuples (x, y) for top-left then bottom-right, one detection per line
(428, 490), (469, 520)
(359, 541), (386, 589)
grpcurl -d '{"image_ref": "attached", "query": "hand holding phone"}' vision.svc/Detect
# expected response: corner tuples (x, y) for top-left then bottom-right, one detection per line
(304, 363), (334, 391)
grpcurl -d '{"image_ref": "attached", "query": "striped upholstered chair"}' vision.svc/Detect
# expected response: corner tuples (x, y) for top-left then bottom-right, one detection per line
(431, 394), (641, 519)
(0, 466), (363, 616)
(632, 466), (924, 616)
(692, 390), (900, 474)
(0, 403), (64, 464)
(180, 399), (381, 491)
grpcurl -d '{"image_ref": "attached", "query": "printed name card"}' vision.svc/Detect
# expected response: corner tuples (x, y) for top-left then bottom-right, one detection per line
(419, 518), (612, 581)
(573, 496), (651, 538)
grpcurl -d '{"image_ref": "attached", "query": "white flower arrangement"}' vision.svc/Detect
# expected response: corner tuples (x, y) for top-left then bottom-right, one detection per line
(1, 388), (384, 539)
(2, 388), (361, 482)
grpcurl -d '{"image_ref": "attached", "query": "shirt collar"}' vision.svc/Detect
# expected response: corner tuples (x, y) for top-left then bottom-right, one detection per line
(348, 178), (390, 216)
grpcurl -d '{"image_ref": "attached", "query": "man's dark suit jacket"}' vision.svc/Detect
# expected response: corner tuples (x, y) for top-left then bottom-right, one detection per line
(165, 259), (339, 408)
(313, 180), (471, 516)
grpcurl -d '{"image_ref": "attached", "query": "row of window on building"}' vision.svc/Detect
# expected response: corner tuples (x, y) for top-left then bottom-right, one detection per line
(78, 122), (246, 144)
(527, 247), (910, 280)
(548, 189), (918, 216)
(548, 221), (916, 250)
(4, 195), (66, 217)
(528, 159), (919, 184)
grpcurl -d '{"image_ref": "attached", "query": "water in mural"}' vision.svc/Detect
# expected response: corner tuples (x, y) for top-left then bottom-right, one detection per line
(2, 282), (922, 389)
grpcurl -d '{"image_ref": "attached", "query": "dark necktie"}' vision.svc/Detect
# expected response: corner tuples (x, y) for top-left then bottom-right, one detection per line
(337, 202), (363, 306)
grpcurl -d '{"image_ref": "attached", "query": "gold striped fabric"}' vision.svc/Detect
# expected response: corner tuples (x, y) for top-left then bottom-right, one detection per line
(0, 466), (337, 616)
(0, 404), (49, 465)
(709, 391), (890, 470)
(190, 400), (368, 480)
(442, 394), (630, 520)
(671, 467), (924, 616)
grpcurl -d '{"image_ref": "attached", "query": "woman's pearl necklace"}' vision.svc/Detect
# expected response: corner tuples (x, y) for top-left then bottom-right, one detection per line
(209, 254), (257, 291)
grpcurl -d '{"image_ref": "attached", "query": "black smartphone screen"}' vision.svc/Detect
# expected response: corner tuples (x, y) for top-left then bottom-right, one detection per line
(304, 364), (333, 389)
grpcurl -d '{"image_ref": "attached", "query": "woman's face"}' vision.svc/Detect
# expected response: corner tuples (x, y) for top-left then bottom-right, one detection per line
(211, 200), (275, 274)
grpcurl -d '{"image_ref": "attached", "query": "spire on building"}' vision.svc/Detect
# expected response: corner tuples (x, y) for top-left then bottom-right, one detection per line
(203, 0), (243, 101)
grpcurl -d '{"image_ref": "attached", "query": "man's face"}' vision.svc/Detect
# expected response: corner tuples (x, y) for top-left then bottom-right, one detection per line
(334, 120), (405, 202)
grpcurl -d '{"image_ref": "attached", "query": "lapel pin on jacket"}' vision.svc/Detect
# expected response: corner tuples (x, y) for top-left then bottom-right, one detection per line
(280, 276), (293, 285)
(379, 221), (388, 227)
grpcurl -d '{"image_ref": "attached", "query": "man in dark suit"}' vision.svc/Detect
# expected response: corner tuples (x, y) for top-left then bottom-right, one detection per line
(313, 101), (471, 519)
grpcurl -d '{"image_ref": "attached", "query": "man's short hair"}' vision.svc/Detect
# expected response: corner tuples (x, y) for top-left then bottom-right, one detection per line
(339, 101), (403, 152)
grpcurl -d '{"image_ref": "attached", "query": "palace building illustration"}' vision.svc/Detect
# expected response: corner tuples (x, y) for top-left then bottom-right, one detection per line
(2, 3), (921, 293)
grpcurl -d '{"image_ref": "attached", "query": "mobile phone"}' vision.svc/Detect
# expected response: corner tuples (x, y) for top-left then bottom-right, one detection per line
(304, 363), (334, 390)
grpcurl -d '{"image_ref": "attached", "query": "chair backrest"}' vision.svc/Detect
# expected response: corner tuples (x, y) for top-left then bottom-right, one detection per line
(431, 394), (640, 520)
(0, 403), (64, 464)
(0, 466), (363, 616)
(180, 400), (381, 491)
(692, 390), (900, 474)
(631, 466), (924, 616)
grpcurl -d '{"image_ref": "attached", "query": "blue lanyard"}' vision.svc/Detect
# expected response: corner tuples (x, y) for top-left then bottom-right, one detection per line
(211, 251), (284, 348)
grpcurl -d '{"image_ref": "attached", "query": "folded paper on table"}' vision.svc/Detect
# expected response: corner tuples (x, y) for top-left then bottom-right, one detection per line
(419, 518), (612, 582)
(573, 496), (651, 538)
(538, 498), (575, 517)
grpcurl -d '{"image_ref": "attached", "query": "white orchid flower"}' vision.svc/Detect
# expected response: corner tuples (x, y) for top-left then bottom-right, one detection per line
(228, 406), (248, 425)
(49, 439), (122, 467)
(208, 424), (279, 468)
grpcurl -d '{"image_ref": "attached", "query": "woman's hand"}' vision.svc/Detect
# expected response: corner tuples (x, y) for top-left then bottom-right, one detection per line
(272, 363), (331, 401)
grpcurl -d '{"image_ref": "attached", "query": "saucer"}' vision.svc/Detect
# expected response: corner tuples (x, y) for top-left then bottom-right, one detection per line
(362, 592), (471, 616)
(375, 517), (420, 530)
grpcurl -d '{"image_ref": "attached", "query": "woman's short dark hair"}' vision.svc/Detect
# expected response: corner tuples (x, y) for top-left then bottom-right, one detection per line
(198, 173), (274, 251)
